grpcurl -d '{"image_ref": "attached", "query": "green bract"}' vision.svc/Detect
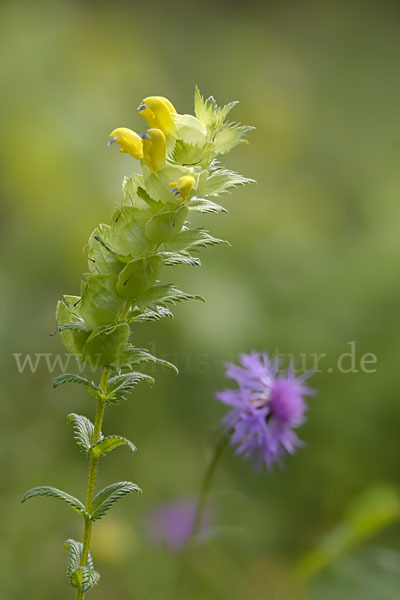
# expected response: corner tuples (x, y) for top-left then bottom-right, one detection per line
(23, 89), (254, 599)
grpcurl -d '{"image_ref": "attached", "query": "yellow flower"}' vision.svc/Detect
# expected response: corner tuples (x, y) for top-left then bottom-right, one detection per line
(138, 96), (176, 136)
(108, 128), (143, 160)
(142, 128), (166, 171)
(169, 175), (196, 201)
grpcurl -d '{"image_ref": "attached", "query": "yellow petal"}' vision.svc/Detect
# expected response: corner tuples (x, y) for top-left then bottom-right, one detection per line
(142, 128), (166, 171)
(109, 128), (143, 160)
(170, 175), (195, 201)
(138, 97), (176, 136)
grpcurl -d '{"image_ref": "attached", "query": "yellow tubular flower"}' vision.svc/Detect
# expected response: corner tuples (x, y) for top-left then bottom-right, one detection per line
(169, 175), (196, 202)
(141, 128), (166, 171)
(137, 96), (176, 136)
(108, 128), (143, 160)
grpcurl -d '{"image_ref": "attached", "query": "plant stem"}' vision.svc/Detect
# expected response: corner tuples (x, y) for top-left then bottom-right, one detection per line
(189, 433), (229, 546)
(76, 368), (109, 600)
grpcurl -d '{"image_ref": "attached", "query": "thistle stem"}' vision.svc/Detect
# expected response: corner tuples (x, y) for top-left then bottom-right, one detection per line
(76, 368), (109, 600)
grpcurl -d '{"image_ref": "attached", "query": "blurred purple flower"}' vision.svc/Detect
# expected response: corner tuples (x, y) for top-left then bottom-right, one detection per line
(145, 499), (214, 551)
(216, 352), (314, 470)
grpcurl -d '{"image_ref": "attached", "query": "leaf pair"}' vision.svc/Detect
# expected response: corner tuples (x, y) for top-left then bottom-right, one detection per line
(21, 481), (141, 522)
(67, 413), (136, 456)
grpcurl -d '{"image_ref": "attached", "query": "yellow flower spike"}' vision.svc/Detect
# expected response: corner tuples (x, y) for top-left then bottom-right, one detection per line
(108, 128), (143, 160)
(141, 128), (167, 171)
(137, 96), (176, 136)
(169, 175), (196, 202)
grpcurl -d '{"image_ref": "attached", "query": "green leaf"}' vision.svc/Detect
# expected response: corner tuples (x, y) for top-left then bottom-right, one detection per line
(67, 413), (95, 452)
(194, 87), (238, 129)
(89, 435), (136, 458)
(64, 539), (100, 592)
(169, 139), (204, 165)
(213, 122), (254, 155)
(53, 374), (101, 395)
(91, 481), (142, 521)
(160, 252), (201, 267)
(136, 185), (160, 209)
(80, 274), (126, 328)
(188, 197), (227, 214)
(79, 566), (101, 593)
(22, 486), (87, 517)
(163, 228), (229, 253)
(106, 372), (154, 403)
(202, 163), (255, 197)
(135, 283), (204, 311)
(116, 346), (178, 373)
(297, 485), (400, 583)
(131, 307), (174, 322)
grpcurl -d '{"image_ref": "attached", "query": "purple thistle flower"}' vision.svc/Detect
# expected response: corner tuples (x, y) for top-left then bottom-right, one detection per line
(144, 499), (214, 552)
(216, 352), (314, 470)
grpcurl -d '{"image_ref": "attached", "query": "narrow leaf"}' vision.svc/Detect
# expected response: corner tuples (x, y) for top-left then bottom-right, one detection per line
(53, 374), (101, 394)
(131, 307), (174, 323)
(160, 252), (201, 267)
(22, 486), (87, 517)
(91, 481), (142, 521)
(89, 435), (136, 458)
(135, 283), (204, 311)
(67, 413), (95, 452)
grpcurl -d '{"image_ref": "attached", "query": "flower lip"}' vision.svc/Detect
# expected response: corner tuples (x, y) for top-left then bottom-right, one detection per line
(107, 137), (117, 146)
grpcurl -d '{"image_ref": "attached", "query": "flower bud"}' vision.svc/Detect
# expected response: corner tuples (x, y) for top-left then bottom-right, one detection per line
(169, 175), (196, 202)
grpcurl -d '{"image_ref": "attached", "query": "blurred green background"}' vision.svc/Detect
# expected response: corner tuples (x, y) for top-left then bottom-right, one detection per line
(1, 0), (400, 598)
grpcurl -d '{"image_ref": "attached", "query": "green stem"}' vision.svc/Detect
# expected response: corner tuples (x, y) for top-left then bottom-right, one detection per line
(189, 433), (229, 546)
(76, 368), (109, 600)
(173, 433), (228, 597)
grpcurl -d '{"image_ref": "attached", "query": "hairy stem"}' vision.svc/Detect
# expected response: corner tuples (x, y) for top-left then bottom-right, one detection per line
(76, 368), (109, 600)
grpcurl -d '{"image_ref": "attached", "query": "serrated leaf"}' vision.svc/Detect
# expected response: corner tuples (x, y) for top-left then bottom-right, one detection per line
(65, 539), (99, 591)
(67, 413), (95, 452)
(106, 372), (154, 403)
(131, 307), (174, 322)
(160, 252), (201, 267)
(188, 197), (227, 214)
(64, 539), (82, 580)
(53, 374), (101, 395)
(116, 346), (178, 374)
(91, 481), (142, 521)
(202, 163), (255, 197)
(22, 486), (87, 517)
(213, 122), (254, 155)
(135, 283), (204, 311)
(195, 87), (239, 129)
(79, 566), (100, 592)
(163, 228), (229, 253)
(89, 435), (136, 458)
(169, 139), (204, 165)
